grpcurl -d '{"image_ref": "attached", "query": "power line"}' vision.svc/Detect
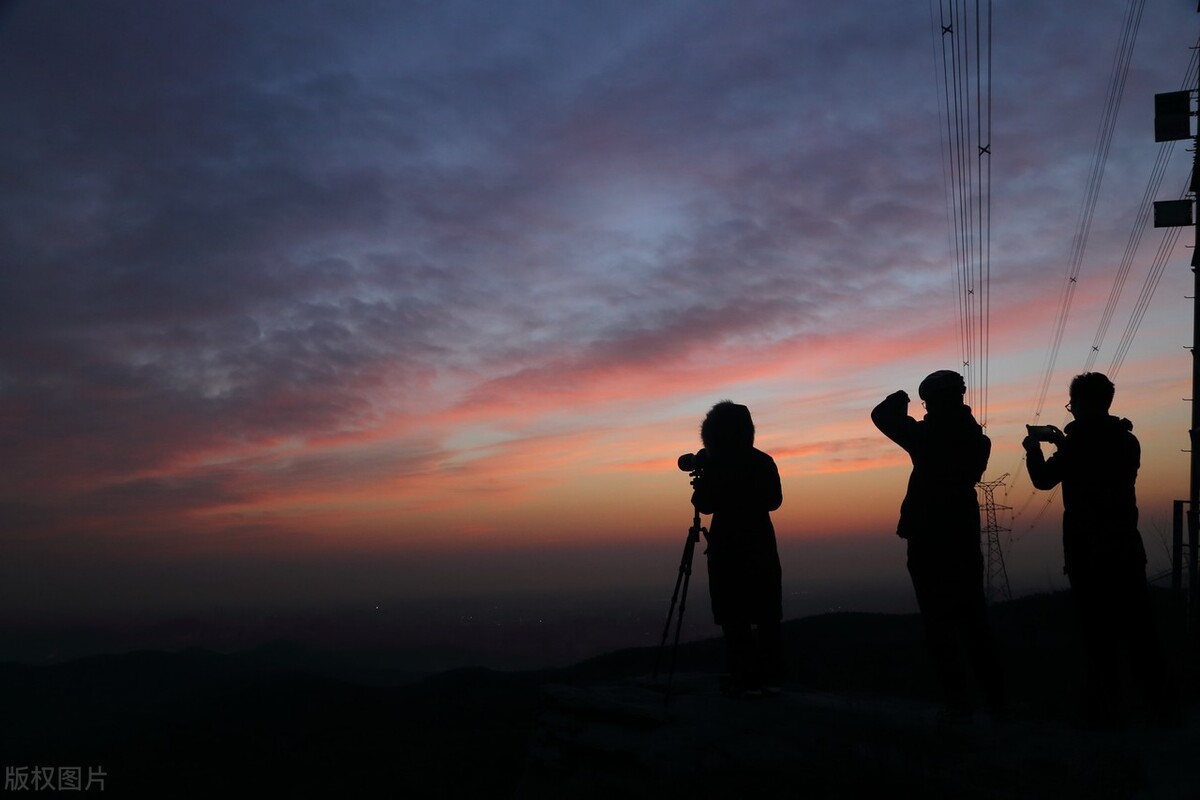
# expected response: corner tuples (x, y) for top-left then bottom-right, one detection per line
(1003, 4), (1180, 537)
(1109, 173), (1192, 376)
(1026, 0), (1145, 426)
(1087, 44), (1198, 374)
(1011, 46), (1194, 533)
(930, 0), (992, 428)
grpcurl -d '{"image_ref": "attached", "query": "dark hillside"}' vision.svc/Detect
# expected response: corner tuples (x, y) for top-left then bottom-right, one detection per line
(1, 590), (1192, 797)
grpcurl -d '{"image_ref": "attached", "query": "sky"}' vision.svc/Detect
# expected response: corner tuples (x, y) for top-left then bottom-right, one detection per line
(1, 1), (1197, 629)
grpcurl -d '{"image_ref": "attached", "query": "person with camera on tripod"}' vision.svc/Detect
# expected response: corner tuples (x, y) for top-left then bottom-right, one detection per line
(688, 401), (784, 698)
(872, 370), (1005, 723)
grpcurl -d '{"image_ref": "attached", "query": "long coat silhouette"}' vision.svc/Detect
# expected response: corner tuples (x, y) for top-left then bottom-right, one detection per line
(689, 401), (784, 693)
(691, 444), (783, 625)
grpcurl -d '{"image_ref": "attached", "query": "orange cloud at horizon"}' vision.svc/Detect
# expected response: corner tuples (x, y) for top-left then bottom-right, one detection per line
(24, 271), (1189, 564)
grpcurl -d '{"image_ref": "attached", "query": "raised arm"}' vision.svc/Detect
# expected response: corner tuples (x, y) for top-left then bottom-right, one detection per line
(1023, 435), (1063, 491)
(871, 390), (918, 452)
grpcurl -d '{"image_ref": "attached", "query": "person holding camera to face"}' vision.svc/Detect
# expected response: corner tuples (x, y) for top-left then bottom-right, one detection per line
(1023, 372), (1176, 728)
(872, 370), (1005, 722)
(689, 401), (784, 697)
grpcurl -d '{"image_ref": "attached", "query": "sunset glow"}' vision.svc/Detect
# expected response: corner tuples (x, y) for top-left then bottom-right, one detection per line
(1, 1), (1196, 622)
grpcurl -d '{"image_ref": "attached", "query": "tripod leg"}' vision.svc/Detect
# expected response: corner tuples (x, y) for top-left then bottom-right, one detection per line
(663, 521), (702, 702)
(665, 540), (695, 698)
(653, 534), (693, 679)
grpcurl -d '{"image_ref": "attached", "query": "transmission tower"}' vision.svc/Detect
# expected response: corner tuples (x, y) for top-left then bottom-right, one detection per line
(978, 474), (1012, 604)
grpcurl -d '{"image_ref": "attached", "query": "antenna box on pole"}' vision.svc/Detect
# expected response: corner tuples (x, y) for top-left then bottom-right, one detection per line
(1154, 91), (1193, 142)
(1153, 199), (1194, 228)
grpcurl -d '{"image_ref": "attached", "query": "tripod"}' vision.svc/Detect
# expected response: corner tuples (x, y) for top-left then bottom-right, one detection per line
(652, 504), (707, 702)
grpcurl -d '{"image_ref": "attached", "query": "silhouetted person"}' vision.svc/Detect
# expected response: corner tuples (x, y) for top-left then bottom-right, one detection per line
(1023, 372), (1176, 728)
(690, 401), (784, 696)
(872, 370), (1005, 721)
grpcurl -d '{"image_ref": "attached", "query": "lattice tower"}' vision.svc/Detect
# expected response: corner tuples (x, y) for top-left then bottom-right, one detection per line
(978, 474), (1012, 604)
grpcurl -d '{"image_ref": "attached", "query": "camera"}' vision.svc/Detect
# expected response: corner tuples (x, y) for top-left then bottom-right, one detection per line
(1025, 424), (1061, 442)
(677, 449), (708, 473)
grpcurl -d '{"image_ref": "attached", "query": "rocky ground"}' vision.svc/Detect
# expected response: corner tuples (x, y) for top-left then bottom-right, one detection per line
(517, 673), (1197, 800)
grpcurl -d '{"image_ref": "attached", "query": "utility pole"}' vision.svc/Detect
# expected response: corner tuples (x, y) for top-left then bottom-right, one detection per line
(978, 474), (1012, 604)
(1152, 22), (1200, 642)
